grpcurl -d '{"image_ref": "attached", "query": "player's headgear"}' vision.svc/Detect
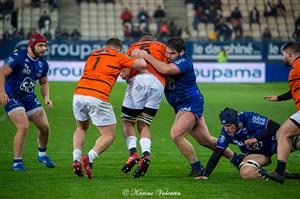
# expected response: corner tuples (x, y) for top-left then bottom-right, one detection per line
(28, 33), (47, 49)
(219, 107), (239, 126)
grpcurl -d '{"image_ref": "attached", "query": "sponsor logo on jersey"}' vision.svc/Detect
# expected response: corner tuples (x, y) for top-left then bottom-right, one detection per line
(174, 58), (185, 65)
(22, 63), (31, 74)
(38, 61), (43, 68)
(252, 115), (266, 125)
(179, 107), (191, 112)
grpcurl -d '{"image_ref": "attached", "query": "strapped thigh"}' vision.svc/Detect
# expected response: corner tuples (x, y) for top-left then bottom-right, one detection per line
(239, 160), (260, 169)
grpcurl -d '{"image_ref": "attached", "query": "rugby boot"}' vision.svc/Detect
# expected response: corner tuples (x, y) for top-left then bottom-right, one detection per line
(133, 155), (150, 178)
(37, 155), (56, 168)
(121, 152), (140, 173)
(284, 170), (300, 179)
(81, 155), (93, 179)
(72, 160), (84, 177)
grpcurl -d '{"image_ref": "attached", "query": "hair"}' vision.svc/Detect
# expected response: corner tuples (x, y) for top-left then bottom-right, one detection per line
(106, 38), (123, 49)
(281, 42), (300, 54)
(140, 33), (154, 41)
(167, 37), (185, 53)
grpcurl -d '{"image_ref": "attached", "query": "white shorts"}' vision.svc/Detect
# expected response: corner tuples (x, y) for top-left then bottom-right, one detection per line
(290, 111), (300, 125)
(73, 95), (116, 126)
(122, 74), (164, 110)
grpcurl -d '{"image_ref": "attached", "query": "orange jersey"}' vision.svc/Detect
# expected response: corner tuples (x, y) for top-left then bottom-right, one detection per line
(127, 40), (167, 86)
(75, 47), (136, 102)
(288, 57), (300, 110)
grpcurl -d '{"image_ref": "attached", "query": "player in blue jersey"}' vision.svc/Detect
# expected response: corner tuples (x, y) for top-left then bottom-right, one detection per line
(0, 33), (55, 171)
(139, 37), (234, 176)
(195, 107), (300, 180)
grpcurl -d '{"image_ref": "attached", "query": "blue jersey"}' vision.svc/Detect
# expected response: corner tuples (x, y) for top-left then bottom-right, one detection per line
(216, 112), (277, 156)
(4, 49), (49, 100)
(165, 54), (204, 118)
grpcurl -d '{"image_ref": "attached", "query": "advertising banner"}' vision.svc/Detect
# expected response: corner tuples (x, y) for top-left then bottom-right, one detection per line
(193, 63), (266, 82)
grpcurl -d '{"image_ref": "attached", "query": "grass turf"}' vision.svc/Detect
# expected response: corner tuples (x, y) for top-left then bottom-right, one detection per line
(0, 82), (299, 199)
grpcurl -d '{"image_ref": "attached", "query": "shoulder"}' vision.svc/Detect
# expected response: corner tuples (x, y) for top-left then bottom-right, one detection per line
(174, 55), (192, 66)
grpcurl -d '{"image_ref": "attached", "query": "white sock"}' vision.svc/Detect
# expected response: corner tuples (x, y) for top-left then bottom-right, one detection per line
(126, 136), (137, 150)
(73, 149), (82, 162)
(88, 149), (98, 163)
(38, 151), (46, 157)
(140, 137), (151, 154)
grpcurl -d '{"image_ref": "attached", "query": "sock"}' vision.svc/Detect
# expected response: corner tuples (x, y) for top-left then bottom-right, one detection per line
(129, 147), (137, 156)
(73, 148), (82, 162)
(140, 137), (151, 156)
(190, 160), (202, 170)
(38, 147), (47, 157)
(13, 158), (23, 167)
(126, 136), (137, 153)
(88, 149), (98, 163)
(275, 160), (286, 175)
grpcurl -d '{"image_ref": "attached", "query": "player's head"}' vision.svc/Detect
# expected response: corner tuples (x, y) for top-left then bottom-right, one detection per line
(281, 42), (300, 67)
(106, 38), (123, 51)
(166, 37), (185, 62)
(28, 33), (47, 58)
(140, 33), (154, 41)
(219, 107), (240, 135)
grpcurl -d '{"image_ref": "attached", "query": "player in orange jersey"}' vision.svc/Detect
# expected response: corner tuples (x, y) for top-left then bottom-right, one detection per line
(262, 42), (300, 183)
(120, 33), (167, 178)
(71, 38), (147, 179)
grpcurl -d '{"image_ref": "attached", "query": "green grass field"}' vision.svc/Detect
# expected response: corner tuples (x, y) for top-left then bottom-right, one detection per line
(0, 82), (299, 199)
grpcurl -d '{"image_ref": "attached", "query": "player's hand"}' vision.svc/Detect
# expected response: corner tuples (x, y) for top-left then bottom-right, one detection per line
(131, 49), (141, 58)
(120, 68), (131, 82)
(264, 95), (278, 101)
(138, 50), (148, 58)
(244, 138), (257, 145)
(45, 99), (53, 110)
(0, 90), (9, 105)
(194, 176), (208, 180)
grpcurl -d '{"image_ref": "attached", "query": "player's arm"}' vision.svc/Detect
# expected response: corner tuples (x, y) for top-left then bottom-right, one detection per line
(244, 119), (280, 145)
(39, 76), (53, 109)
(264, 90), (292, 101)
(139, 50), (180, 75)
(202, 147), (225, 178)
(0, 64), (12, 105)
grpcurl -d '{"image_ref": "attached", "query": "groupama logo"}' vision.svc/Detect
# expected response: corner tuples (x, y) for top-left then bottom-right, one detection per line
(193, 63), (265, 82)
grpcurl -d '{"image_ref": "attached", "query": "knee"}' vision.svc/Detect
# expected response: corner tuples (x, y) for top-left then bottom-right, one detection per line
(170, 129), (183, 143)
(240, 166), (257, 180)
(17, 121), (30, 134)
(38, 122), (50, 134)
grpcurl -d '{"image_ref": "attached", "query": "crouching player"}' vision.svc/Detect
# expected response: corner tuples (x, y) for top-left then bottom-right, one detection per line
(196, 107), (300, 180)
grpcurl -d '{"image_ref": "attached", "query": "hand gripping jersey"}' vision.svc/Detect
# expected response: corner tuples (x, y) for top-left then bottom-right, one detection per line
(74, 47), (136, 102)
(216, 112), (277, 156)
(4, 49), (49, 100)
(288, 57), (300, 110)
(126, 40), (167, 86)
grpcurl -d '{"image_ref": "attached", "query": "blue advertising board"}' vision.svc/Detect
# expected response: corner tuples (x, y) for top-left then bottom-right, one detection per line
(0, 39), (289, 62)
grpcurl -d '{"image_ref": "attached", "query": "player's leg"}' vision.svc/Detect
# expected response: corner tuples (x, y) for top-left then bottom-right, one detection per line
(8, 107), (29, 171)
(133, 78), (163, 178)
(239, 154), (270, 179)
(276, 116), (300, 174)
(190, 116), (233, 161)
(72, 95), (90, 176)
(82, 96), (117, 179)
(170, 111), (204, 176)
(29, 107), (55, 168)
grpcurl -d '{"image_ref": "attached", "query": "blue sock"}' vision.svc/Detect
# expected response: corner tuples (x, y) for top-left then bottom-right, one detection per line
(13, 158), (22, 166)
(190, 160), (202, 170)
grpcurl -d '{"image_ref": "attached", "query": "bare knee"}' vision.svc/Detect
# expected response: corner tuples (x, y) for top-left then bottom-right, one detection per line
(240, 166), (258, 179)
(170, 129), (184, 143)
(16, 121), (30, 134)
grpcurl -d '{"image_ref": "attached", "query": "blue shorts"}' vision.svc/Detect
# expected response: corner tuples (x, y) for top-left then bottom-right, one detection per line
(171, 94), (204, 119)
(5, 95), (42, 116)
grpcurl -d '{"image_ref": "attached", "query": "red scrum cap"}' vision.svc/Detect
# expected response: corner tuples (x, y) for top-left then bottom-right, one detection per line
(28, 33), (47, 49)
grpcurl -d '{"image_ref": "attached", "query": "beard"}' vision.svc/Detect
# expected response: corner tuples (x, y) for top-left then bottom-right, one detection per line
(283, 58), (291, 68)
